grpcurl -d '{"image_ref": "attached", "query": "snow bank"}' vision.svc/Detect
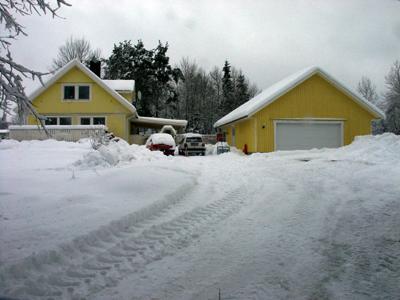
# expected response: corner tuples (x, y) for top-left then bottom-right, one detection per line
(75, 139), (167, 168)
(205, 142), (234, 155)
(330, 133), (400, 164)
(0, 139), (20, 150)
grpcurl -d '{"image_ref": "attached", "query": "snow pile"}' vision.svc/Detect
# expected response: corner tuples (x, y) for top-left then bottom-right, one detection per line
(205, 144), (215, 155)
(330, 133), (400, 164)
(75, 139), (167, 168)
(0, 139), (20, 150)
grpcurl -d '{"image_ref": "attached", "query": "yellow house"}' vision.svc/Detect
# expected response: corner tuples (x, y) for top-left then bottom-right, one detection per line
(27, 59), (187, 143)
(214, 66), (385, 152)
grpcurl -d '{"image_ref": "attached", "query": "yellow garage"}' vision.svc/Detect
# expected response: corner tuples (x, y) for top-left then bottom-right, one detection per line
(214, 67), (385, 153)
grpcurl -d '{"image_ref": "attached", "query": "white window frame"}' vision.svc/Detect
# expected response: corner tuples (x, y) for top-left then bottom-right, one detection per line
(273, 119), (344, 151)
(62, 84), (92, 101)
(44, 116), (72, 125)
(79, 116), (107, 125)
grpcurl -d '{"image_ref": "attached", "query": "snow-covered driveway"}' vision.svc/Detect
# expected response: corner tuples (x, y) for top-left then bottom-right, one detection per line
(0, 135), (399, 299)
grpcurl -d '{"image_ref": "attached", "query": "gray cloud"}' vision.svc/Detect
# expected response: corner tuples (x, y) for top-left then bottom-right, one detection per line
(11, 0), (400, 97)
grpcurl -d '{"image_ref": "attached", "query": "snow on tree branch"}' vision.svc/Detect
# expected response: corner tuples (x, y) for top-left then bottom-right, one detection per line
(0, 0), (70, 131)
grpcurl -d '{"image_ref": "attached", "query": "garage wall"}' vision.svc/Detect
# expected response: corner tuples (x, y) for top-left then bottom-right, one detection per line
(251, 74), (375, 152)
(222, 118), (256, 153)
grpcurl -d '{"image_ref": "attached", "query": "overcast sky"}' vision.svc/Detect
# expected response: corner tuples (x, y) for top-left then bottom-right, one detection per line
(12, 0), (400, 96)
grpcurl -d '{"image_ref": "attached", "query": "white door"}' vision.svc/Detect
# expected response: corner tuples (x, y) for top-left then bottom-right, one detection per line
(275, 121), (343, 151)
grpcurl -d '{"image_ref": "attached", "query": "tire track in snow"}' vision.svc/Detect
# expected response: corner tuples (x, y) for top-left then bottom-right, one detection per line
(0, 178), (198, 299)
(1, 180), (248, 300)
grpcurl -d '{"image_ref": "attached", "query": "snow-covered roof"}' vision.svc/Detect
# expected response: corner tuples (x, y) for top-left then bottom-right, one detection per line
(132, 116), (188, 127)
(102, 80), (135, 92)
(28, 59), (137, 115)
(214, 66), (385, 128)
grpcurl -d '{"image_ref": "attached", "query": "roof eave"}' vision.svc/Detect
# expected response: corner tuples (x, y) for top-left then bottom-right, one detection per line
(214, 115), (249, 128)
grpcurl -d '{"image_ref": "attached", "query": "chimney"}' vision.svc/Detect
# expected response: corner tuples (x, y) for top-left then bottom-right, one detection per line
(89, 60), (101, 78)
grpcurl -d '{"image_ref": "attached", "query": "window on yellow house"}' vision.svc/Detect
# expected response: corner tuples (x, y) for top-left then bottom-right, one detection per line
(63, 86), (75, 99)
(80, 117), (106, 125)
(59, 117), (72, 125)
(78, 86), (90, 99)
(44, 116), (72, 125)
(63, 85), (90, 100)
(45, 117), (57, 125)
(80, 117), (91, 125)
(93, 117), (105, 125)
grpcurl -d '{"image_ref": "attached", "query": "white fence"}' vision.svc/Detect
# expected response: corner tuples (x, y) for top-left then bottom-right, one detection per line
(9, 125), (107, 142)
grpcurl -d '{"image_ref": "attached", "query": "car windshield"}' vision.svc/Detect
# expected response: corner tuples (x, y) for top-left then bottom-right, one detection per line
(186, 137), (202, 143)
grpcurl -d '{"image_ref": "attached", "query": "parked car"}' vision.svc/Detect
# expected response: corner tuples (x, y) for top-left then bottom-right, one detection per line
(216, 141), (230, 154)
(178, 133), (206, 156)
(146, 133), (176, 156)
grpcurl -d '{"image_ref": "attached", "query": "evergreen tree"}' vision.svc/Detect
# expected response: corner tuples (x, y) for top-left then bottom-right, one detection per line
(385, 60), (400, 134)
(235, 72), (250, 107)
(104, 40), (182, 117)
(175, 58), (258, 133)
(221, 60), (235, 115)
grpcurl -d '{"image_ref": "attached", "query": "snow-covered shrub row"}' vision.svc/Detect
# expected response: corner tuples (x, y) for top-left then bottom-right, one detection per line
(74, 139), (168, 168)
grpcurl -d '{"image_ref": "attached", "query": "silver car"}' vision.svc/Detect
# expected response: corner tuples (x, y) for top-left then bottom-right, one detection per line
(178, 134), (206, 156)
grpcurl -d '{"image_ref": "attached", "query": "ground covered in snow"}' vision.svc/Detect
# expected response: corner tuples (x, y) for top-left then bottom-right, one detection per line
(0, 134), (399, 300)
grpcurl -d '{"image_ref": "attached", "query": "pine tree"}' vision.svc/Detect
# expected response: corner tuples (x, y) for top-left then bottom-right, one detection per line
(175, 59), (258, 133)
(104, 40), (182, 117)
(221, 60), (235, 115)
(385, 61), (400, 134)
(235, 72), (250, 107)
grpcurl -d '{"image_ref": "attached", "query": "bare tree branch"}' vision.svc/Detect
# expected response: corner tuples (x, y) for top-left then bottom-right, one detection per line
(51, 36), (102, 71)
(0, 0), (70, 132)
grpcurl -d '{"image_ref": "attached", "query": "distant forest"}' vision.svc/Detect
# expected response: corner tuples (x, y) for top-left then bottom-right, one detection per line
(102, 40), (260, 133)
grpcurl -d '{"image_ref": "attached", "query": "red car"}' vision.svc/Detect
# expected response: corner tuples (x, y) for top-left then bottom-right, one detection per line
(145, 133), (176, 156)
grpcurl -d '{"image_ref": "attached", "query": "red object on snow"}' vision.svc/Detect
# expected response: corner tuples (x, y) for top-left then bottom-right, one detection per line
(216, 133), (225, 142)
(243, 144), (248, 155)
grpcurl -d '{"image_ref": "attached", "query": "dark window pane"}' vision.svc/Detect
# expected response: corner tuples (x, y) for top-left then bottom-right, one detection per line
(64, 86), (75, 99)
(45, 117), (57, 125)
(59, 117), (72, 125)
(93, 117), (105, 125)
(78, 86), (90, 100)
(186, 137), (202, 143)
(80, 117), (91, 125)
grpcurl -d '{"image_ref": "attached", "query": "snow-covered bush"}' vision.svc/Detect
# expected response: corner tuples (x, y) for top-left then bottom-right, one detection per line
(75, 139), (168, 168)
(89, 130), (109, 150)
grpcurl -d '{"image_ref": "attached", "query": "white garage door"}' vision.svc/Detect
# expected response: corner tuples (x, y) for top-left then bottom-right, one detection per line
(275, 121), (343, 151)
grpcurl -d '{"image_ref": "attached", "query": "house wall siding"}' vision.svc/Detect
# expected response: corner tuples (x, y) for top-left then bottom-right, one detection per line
(27, 67), (132, 141)
(223, 74), (374, 153)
